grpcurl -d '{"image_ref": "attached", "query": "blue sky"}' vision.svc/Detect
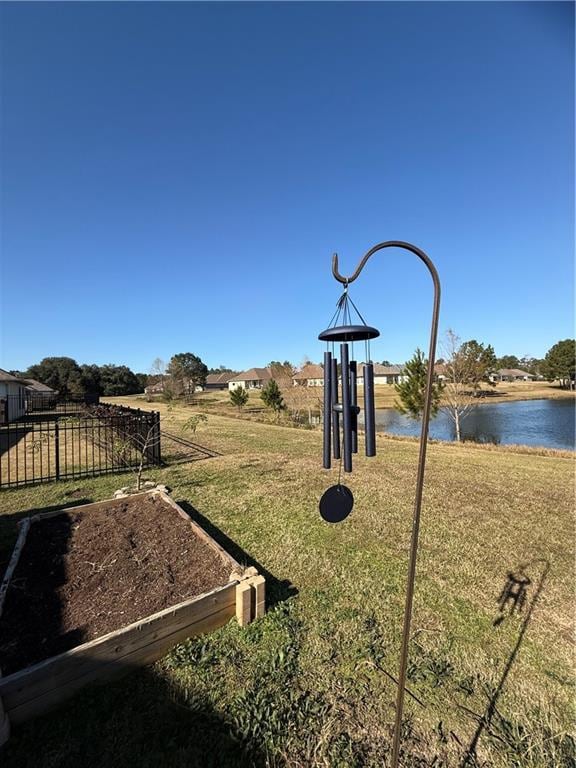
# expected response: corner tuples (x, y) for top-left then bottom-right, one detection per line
(1, 1), (573, 374)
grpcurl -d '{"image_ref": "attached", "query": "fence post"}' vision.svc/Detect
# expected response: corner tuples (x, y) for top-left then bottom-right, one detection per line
(155, 411), (161, 465)
(54, 420), (60, 480)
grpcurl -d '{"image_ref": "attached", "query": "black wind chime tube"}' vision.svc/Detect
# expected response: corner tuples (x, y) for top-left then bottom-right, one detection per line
(340, 343), (353, 473)
(349, 360), (358, 454)
(331, 356), (341, 460)
(323, 350), (332, 469)
(363, 362), (376, 457)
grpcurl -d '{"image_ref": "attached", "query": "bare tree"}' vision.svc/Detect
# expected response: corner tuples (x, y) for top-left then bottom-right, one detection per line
(440, 330), (480, 442)
(146, 358), (168, 400)
(92, 405), (162, 490)
(270, 360), (322, 426)
(150, 357), (166, 381)
(284, 378), (322, 426)
(268, 361), (296, 391)
(127, 417), (162, 490)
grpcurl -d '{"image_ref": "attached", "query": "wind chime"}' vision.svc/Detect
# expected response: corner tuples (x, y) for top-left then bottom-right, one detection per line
(316, 240), (441, 768)
(317, 286), (379, 523)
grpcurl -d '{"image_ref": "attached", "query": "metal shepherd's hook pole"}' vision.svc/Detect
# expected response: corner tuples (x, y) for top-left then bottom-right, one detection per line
(331, 241), (441, 768)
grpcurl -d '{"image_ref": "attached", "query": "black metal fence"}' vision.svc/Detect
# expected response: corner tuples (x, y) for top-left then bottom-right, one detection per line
(0, 403), (161, 489)
(1, 392), (101, 425)
(25, 392), (100, 414)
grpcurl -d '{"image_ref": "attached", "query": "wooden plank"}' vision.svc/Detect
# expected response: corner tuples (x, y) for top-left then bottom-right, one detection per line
(250, 575), (266, 619)
(6, 602), (234, 725)
(0, 518), (31, 620)
(236, 581), (252, 627)
(0, 581), (237, 711)
(31, 494), (142, 522)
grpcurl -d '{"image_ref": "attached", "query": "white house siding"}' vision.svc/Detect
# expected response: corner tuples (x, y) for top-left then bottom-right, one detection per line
(357, 375), (408, 386)
(228, 379), (266, 390)
(0, 382), (27, 423)
(293, 378), (324, 387)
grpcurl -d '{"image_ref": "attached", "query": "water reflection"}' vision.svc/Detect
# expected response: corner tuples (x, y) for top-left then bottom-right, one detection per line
(366, 399), (575, 450)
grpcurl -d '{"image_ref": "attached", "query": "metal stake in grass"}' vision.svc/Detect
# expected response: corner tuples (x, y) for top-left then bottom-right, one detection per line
(317, 240), (441, 768)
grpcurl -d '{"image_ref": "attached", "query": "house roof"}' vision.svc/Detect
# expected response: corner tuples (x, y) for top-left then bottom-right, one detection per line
(293, 364), (324, 379)
(229, 368), (272, 383)
(497, 368), (533, 377)
(358, 363), (404, 376)
(206, 372), (235, 385)
(0, 368), (27, 384)
(375, 364), (404, 375)
(23, 378), (56, 393)
(145, 381), (165, 393)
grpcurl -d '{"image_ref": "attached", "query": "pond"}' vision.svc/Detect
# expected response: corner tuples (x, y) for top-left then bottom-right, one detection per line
(366, 398), (575, 450)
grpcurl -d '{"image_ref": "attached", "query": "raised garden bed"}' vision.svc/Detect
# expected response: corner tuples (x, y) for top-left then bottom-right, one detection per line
(0, 490), (265, 740)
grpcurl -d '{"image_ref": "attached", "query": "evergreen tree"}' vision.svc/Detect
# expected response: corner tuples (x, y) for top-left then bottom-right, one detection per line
(26, 357), (84, 396)
(260, 379), (285, 417)
(230, 386), (249, 412)
(98, 365), (141, 396)
(135, 373), (149, 392)
(208, 365), (237, 375)
(541, 339), (575, 388)
(496, 354), (520, 370)
(394, 349), (442, 419)
(80, 364), (102, 394)
(167, 352), (208, 394)
(459, 340), (497, 389)
(519, 356), (543, 376)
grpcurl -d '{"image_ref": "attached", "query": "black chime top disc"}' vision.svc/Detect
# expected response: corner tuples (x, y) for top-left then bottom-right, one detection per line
(319, 484), (354, 523)
(318, 325), (380, 342)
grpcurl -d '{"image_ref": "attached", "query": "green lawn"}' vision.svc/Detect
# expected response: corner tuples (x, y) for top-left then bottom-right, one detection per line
(1, 401), (574, 767)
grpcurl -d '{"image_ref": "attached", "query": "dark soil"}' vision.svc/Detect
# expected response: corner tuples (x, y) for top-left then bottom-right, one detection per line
(0, 494), (233, 675)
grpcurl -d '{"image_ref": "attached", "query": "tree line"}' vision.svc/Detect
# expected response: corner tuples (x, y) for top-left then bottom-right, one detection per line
(11, 357), (147, 397)
(13, 352), (226, 399)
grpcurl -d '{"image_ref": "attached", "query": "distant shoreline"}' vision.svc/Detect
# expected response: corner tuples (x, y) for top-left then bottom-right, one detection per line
(372, 381), (575, 410)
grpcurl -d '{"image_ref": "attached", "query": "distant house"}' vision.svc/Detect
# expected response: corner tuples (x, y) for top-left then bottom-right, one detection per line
(204, 372), (236, 391)
(357, 364), (407, 385)
(434, 363), (448, 382)
(293, 364), (324, 387)
(228, 368), (272, 391)
(23, 378), (58, 410)
(144, 376), (203, 396)
(23, 378), (57, 395)
(144, 379), (166, 396)
(490, 368), (535, 383)
(0, 369), (28, 423)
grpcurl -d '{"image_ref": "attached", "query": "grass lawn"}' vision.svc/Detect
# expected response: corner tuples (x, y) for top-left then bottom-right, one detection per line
(0, 400), (574, 767)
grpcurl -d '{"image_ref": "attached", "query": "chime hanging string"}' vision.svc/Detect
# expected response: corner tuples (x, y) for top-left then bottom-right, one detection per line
(326, 286), (371, 361)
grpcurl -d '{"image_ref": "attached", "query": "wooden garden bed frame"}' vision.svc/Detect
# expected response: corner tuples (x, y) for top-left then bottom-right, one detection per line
(0, 490), (265, 739)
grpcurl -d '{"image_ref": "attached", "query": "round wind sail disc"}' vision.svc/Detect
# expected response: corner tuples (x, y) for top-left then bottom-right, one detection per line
(318, 324), (380, 342)
(319, 484), (354, 523)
